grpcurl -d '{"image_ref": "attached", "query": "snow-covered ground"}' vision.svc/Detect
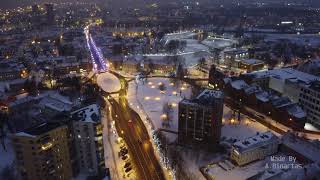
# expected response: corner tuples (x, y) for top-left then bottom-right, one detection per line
(221, 105), (271, 141)
(126, 77), (278, 180)
(97, 72), (121, 93)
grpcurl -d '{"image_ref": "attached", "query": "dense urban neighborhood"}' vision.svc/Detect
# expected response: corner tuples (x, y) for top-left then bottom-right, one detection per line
(0, 0), (320, 180)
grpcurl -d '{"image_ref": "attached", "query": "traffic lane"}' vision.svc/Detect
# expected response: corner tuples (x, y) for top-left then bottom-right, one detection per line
(130, 122), (164, 180)
(119, 98), (150, 141)
(110, 99), (146, 179)
(115, 98), (164, 180)
(120, 100), (164, 180)
(110, 99), (155, 180)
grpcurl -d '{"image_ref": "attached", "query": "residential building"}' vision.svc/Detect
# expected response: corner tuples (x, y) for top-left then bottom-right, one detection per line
(231, 131), (279, 166)
(70, 104), (106, 177)
(12, 123), (73, 180)
(178, 89), (224, 147)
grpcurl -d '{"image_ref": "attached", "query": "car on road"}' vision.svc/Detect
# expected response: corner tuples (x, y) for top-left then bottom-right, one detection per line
(121, 148), (128, 154)
(125, 167), (132, 173)
(120, 149), (128, 156)
(124, 169), (133, 178)
(122, 154), (130, 162)
(120, 144), (126, 150)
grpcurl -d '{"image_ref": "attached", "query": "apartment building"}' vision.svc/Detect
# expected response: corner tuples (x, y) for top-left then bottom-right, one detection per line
(178, 89), (224, 147)
(12, 123), (73, 180)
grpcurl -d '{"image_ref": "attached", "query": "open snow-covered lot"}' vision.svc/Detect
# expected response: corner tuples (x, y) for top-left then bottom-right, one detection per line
(128, 78), (192, 132)
(221, 105), (272, 141)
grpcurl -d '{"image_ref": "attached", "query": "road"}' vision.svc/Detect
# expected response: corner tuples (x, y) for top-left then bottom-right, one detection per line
(108, 95), (165, 180)
(98, 72), (165, 180)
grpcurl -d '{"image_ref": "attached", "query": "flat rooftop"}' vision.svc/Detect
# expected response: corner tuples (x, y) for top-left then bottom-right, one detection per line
(233, 131), (279, 153)
(15, 122), (64, 138)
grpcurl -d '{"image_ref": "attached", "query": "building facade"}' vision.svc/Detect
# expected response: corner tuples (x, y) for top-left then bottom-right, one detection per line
(231, 131), (279, 166)
(178, 89), (224, 147)
(70, 104), (106, 177)
(299, 81), (320, 128)
(12, 123), (73, 180)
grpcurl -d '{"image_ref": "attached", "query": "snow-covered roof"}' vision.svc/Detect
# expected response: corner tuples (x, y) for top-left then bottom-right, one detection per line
(14, 132), (36, 138)
(180, 89), (223, 107)
(197, 89), (224, 99)
(231, 80), (249, 90)
(272, 97), (293, 108)
(14, 123), (64, 137)
(244, 85), (262, 95)
(286, 104), (306, 119)
(233, 131), (279, 153)
(39, 94), (73, 112)
(248, 68), (320, 85)
(255, 91), (278, 103)
(71, 104), (100, 123)
(241, 59), (264, 65)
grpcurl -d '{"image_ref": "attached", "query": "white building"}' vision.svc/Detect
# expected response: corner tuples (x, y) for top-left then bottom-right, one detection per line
(70, 104), (106, 176)
(231, 131), (279, 166)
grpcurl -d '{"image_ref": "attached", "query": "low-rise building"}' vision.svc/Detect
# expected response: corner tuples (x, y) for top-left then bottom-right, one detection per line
(224, 49), (249, 68)
(239, 59), (265, 72)
(231, 131), (279, 166)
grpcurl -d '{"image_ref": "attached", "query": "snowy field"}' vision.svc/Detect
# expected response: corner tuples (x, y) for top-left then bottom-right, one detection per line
(221, 105), (271, 141)
(97, 72), (121, 93)
(128, 78), (192, 132)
